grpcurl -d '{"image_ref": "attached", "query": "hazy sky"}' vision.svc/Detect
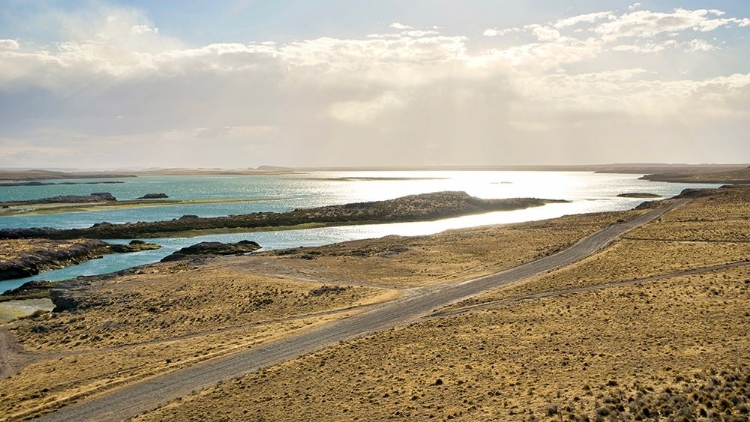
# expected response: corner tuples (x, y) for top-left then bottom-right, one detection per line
(1, 1), (749, 169)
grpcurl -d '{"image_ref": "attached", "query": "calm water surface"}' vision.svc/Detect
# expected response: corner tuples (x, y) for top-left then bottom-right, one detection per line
(0, 171), (719, 293)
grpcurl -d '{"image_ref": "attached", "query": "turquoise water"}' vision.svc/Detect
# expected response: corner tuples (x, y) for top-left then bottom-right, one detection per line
(0, 171), (720, 293)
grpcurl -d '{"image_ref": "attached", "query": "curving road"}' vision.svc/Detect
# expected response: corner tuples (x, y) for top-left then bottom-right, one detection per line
(34, 200), (688, 422)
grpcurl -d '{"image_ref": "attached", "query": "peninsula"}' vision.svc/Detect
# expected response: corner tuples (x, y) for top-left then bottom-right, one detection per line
(0, 192), (566, 239)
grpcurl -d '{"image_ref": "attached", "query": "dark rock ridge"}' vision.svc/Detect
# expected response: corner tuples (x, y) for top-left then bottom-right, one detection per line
(0, 181), (124, 187)
(0, 240), (161, 281)
(0, 192), (116, 206)
(161, 240), (261, 262)
(617, 193), (662, 198)
(0, 191), (568, 240)
(107, 239), (162, 253)
(138, 193), (169, 199)
(0, 280), (56, 301)
(50, 283), (89, 313)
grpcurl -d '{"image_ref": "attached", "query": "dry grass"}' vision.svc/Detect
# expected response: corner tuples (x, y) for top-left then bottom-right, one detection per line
(130, 186), (750, 421)
(0, 239), (95, 263)
(134, 265), (749, 421)
(0, 260), (396, 418)
(460, 185), (750, 305)
(6, 186), (750, 421)
(238, 210), (640, 287)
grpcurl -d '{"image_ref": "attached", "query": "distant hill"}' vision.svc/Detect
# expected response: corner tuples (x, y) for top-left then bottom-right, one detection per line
(641, 167), (750, 184)
(0, 170), (136, 181)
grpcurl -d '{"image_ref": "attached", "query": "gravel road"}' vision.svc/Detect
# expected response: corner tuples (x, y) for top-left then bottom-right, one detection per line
(34, 200), (688, 422)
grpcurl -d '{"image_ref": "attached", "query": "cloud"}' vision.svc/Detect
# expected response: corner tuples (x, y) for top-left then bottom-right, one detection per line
(0, 3), (749, 167)
(529, 25), (561, 42)
(628, 3), (642, 11)
(685, 39), (716, 52)
(611, 40), (678, 53)
(483, 27), (520, 37)
(552, 12), (615, 29)
(390, 22), (413, 30)
(131, 24), (159, 34)
(594, 8), (746, 41)
(329, 92), (406, 124)
(0, 39), (20, 50)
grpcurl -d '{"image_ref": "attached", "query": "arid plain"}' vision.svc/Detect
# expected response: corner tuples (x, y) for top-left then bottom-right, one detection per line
(1, 184), (748, 421)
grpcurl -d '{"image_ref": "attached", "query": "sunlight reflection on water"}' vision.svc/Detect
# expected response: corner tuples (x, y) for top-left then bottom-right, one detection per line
(0, 171), (721, 293)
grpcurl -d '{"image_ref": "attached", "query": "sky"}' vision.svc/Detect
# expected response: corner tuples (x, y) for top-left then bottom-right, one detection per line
(0, 1), (749, 169)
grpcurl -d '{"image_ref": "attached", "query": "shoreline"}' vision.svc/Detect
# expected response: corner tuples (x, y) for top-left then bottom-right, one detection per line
(0, 239), (160, 283)
(0, 188), (748, 420)
(0, 198), (279, 217)
(0, 192), (567, 239)
(0, 185), (747, 420)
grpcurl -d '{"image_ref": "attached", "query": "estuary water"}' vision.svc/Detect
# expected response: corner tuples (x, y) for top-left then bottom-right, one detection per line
(0, 171), (720, 293)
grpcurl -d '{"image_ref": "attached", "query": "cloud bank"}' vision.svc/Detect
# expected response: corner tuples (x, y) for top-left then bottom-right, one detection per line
(0, 4), (749, 168)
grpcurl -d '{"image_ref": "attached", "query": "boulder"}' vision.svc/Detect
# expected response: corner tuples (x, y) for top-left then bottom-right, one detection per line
(107, 240), (161, 253)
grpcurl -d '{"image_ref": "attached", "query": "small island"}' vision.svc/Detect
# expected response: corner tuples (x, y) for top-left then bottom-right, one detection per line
(617, 192), (662, 198)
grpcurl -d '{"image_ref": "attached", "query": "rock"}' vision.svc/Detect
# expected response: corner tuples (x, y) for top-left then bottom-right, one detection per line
(90, 193), (116, 200)
(161, 240), (261, 262)
(3, 192), (118, 206)
(179, 214), (200, 220)
(0, 239), (110, 281)
(138, 193), (169, 199)
(0, 227), (59, 240)
(50, 288), (82, 312)
(617, 193), (661, 198)
(0, 239), (160, 281)
(107, 240), (161, 253)
(1, 280), (56, 298)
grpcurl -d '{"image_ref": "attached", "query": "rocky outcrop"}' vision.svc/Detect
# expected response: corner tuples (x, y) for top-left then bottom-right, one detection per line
(0, 280), (56, 300)
(0, 181), (123, 187)
(138, 193), (169, 199)
(49, 284), (90, 313)
(617, 193), (661, 198)
(0, 239), (161, 281)
(0, 192), (568, 240)
(0, 192), (116, 207)
(0, 239), (110, 281)
(161, 240), (261, 262)
(107, 240), (162, 253)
